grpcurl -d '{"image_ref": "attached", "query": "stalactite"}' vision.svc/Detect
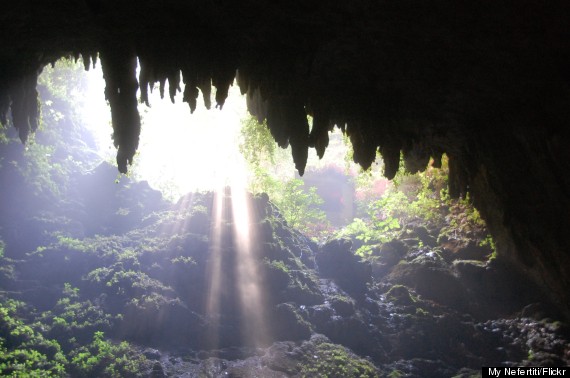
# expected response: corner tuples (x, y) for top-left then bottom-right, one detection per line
(287, 101), (309, 176)
(1, 0), (568, 320)
(10, 72), (39, 143)
(79, 51), (98, 71)
(212, 64), (236, 109)
(448, 154), (467, 199)
(100, 48), (140, 174)
(308, 114), (329, 159)
(138, 57), (154, 107)
(431, 149), (444, 168)
(158, 77), (167, 100)
(138, 53), (181, 106)
(380, 143), (402, 180)
(402, 142), (430, 174)
(0, 86), (10, 126)
(198, 76), (212, 110)
(308, 108), (335, 160)
(346, 121), (377, 170)
(246, 88), (268, 124)
(267, 99), (292, 148)
(181, 68), (199, 113)
(167, 71), (180, 103)
(81, 53), (91, 71)
(235, 69), (249, 96)
(265, 97), (310, 175)
(181, 66), (212, 112)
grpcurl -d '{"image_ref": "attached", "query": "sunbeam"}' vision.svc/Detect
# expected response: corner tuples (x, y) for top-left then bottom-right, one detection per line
(204, 188), (224, 349)
(204, 161), (270, 348)
(230, 179), (270, 348)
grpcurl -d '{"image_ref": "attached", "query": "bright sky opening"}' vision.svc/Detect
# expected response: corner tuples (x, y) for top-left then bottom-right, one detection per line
(82, 63), (249, 200)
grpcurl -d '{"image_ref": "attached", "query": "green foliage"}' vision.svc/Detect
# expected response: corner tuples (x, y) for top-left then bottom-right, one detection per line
(335, 217), (399, 257)
(55, 235), (90, 253)
(239, 115), (330, 240)
(388, 370), (404, 378)
(481, 235), (497, 260)
(239, 117), (276, 167)
(20, 139), (66, 196)
(1, 284), (145, 377)
(382, 156), (449, 227)
(274, 179), (329, 238)
(267, 258), (290, 274)
(300, 342), (378, 378)
(38, 59), (89, 102)
(68, 331), (147, 378)
(0, 124), (9, 145)
(340, 154), (494, 257)
(170, 255), (195, 265)
(39, 288), (116, 349)
(0, 299), (67, 377)
(1, 58), (100, 201)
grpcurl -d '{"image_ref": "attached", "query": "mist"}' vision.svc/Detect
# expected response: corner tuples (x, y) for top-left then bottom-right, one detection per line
(0, 60), (568, 377)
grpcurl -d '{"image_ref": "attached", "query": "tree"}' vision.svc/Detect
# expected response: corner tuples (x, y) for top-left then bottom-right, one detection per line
(239, 115), (331, 240)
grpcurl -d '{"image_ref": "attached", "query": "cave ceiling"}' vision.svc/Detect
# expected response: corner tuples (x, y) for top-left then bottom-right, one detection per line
(1, 0), (570, 313)
(0, 0), (566, 177)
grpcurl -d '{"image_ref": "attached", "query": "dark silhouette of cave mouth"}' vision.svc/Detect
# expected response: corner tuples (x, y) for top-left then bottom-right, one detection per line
(1, 0), (569, 323)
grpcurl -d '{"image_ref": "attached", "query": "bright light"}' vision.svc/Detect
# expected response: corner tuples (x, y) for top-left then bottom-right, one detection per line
(83, 64), (248, 200)
(136, 83), (248, 196)
(230, 184), (270, 347)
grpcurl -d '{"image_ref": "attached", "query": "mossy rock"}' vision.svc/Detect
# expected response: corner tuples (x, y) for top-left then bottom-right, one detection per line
(299, 338), (379, 378)
(330, 295), (355, 317)
(270, 303), (312, 341)
(264, 258), (293, 292)
(375, 240), (408, 265)
(388, 261), (466, 309)
(316, 238), (371, 296)
(410, 226), (438, 247)
(453, 259), (487, 281)
(385, 285), (417, 306)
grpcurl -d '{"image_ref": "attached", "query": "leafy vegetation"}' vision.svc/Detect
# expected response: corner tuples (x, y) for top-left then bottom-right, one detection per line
(68, 331), (147, 378)
(240, 116), (331, 240)
(238, 114), (494, 254)
(0, 285), (146, 377)
(337, 155), (494, 258)
(0, 59), (100, 200)
(0, 299), (67, 377)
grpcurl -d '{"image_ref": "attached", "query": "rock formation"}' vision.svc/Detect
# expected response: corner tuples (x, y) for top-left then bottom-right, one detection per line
(2, 183), (568, 375)
(0, 1), (569, 314)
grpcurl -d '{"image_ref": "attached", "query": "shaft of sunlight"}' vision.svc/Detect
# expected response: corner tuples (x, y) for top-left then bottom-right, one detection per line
(205, 188), (224, 348)
(230, 166), (270, 347)
(84, 59), (270, 347)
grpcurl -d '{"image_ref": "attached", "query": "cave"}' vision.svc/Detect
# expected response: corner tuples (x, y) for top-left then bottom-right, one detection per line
(0, 0), (569, 364)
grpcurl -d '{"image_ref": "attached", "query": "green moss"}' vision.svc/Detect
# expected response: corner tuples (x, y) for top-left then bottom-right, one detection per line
(386, 285), (417, 306)
(299, 342), (378, 378)
(388, 370), (404, 378)
(269, 259), (290, 274)
(415, 307), (429, 316)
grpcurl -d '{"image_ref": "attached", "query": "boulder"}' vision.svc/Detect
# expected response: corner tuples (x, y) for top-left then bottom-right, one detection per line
(316, 238), (371, 296)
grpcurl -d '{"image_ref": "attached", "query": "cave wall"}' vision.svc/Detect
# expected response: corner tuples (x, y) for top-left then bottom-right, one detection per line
(0, 0), (569, 315)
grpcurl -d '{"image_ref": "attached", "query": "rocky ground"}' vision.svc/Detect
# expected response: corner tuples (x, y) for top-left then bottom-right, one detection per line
(1, 163), (569, 377)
